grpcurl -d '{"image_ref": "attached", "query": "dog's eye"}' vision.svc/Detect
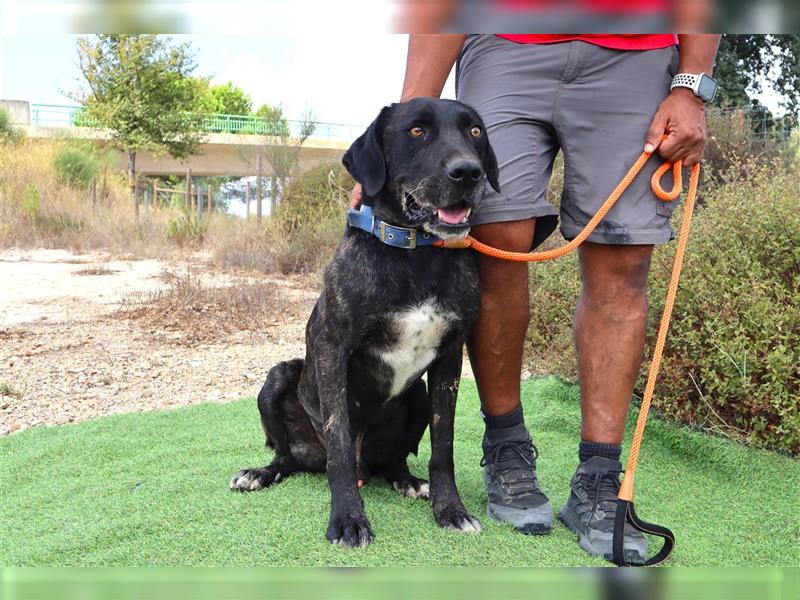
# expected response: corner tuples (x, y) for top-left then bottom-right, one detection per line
(409, 126), (425, 138)
(470, 126), (482, 137)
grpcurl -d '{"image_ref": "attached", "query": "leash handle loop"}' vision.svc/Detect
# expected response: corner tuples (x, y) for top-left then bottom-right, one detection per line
(612, 500), (676, 567)
(651, 160), (683, 202)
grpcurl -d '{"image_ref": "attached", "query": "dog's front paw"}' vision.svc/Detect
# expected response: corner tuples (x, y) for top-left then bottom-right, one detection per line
(433, 503), (482, 533)
(326, 512), (374, 548)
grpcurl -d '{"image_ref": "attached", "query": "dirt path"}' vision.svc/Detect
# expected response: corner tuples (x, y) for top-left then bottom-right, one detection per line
(1, 249), (477, 437)
(0, 249), (315, 436)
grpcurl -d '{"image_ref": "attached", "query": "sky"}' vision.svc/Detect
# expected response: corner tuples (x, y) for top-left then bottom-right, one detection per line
(0, 34), (457, 128)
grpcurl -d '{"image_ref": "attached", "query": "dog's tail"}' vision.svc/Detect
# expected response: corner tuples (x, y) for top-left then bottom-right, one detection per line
(257, 358), (304, 454)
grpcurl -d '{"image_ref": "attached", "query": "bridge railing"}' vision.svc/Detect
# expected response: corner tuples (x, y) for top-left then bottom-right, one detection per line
(29, 103), (363, 142)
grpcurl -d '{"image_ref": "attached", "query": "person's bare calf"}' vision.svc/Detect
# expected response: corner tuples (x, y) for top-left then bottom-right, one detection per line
(575, 241), (653, 445)
(467, 218), (535, 418)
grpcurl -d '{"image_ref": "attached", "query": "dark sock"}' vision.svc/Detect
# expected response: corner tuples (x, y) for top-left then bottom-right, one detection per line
(579, 440), (622, 463)
(481, 405), (524, 430)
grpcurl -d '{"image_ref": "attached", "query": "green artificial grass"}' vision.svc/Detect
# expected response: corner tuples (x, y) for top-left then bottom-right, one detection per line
(1, 378), (798, 567)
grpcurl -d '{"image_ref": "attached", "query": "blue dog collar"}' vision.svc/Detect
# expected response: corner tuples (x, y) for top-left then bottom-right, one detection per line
(347, 205), (440, 249)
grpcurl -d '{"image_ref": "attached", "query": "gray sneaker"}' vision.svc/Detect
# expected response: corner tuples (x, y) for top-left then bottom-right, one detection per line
(481, 424), (553, 534)
(559, 456), (648, 564)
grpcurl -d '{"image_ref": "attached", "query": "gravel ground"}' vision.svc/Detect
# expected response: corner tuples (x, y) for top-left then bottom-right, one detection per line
(0, 248), (477, 437)
(0, 249), (315, 436)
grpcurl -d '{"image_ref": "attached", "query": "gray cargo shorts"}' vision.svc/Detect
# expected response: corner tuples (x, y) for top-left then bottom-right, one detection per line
(456, 34), (681, 248)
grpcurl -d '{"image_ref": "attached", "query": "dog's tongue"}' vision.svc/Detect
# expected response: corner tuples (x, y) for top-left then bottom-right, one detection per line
(437, 205), (470, 224)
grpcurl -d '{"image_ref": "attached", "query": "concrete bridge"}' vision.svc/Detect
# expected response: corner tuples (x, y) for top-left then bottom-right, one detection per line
(3, 100), (358, 177)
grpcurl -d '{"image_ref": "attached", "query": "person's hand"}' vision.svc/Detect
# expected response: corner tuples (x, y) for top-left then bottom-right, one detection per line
(644, 88), (707, 166)
(350, 183), (362, 209)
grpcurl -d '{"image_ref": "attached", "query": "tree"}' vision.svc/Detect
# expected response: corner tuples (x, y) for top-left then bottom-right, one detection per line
(254, 103), (291, 136)
(715, 35), (800, 116)
(198, 81), (253, 115)
(254, 104), (316, 218)
(70, 35), (205, 224)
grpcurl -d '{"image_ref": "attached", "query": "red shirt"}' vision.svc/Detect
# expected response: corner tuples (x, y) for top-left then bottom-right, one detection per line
(496, 34), (678, 50)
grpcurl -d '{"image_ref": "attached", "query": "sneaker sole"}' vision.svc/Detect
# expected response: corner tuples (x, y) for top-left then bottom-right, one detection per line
(558, 505), (645, 565)
(487, 504), (553, 535)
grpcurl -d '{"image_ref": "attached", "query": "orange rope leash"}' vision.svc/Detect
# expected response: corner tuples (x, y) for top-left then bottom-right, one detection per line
(435, 147), (701, 505)
(433, 148), (687, 261)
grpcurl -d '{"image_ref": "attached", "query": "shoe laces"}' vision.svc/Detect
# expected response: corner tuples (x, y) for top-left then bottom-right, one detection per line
(577, 469), (624, 521)
(480, 439), (540, 497)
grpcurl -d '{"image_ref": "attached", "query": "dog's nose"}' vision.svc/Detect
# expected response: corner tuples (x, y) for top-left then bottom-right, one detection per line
(446, 159), (483, 184)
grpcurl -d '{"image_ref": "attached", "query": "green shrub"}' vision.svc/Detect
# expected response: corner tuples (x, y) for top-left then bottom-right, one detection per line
(704, 108), (795, 184)
(274, 162), (352, 232)
(524, 159), (799, 455)
(0, 107), (23, 144)
(167, 209), (209, 246)
(53, 145), (100, 189)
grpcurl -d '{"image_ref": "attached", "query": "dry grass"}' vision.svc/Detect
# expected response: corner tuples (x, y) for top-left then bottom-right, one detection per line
(1, 139), (345, 279)
(0, 138), (189, 257)
(117, 270), (294, 345)
(74, 261), (116, 276)
(0, 381), (22, 399)
(207, 216), (342, 278)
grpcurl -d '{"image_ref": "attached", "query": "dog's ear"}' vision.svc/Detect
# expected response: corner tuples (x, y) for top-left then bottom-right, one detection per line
(342, 106), (391, 197)
(482, 139), (501, 193)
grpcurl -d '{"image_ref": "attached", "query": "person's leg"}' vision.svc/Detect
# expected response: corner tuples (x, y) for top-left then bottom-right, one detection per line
(467, 219), (536, 418)
(456, 35), (565, 534)
(466, 219), (555, 534)
(575, 241), (653, 445)
(553, 41), (680, 563)
(559, 242), (653, 563)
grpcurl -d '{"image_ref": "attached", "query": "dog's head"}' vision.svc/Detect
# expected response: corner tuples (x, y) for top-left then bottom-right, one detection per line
(343, 98), (500, 241)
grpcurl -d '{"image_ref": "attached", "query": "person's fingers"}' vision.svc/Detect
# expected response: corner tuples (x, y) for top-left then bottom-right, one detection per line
(683, 149), (702, 167)
(659, 125), (705, 164)
(658, 133), (682, 162)
(644, 110), (669, 154)
(349, 183), (362, 209)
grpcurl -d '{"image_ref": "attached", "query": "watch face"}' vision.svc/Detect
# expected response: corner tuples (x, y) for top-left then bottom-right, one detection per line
(698, 74), (717, 103)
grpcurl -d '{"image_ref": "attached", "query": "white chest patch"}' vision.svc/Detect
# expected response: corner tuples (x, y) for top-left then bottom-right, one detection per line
(378, 301), (455, 399)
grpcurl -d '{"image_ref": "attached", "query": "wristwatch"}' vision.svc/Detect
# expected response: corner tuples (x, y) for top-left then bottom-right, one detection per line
(670, 73), (718, 103)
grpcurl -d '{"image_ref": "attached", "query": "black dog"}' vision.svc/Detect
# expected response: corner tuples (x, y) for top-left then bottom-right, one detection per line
(230, 97), (500, 548)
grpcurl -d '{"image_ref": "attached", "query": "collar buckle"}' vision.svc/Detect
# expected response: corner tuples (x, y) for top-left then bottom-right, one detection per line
(406, 228), (417, 249)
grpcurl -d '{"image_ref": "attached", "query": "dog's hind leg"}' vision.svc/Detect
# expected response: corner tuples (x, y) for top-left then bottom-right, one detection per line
(230, 456), (296, 491)
(230, 359), (307, 492)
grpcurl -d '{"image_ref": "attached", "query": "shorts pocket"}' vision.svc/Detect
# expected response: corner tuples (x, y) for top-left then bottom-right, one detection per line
(656, 198), (680, 218)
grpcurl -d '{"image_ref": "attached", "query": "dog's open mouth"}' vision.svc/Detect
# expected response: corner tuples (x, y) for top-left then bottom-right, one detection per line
(404, 194), (471, 227)
(436, 202), (471, 225)
(402, 191), (473, 240)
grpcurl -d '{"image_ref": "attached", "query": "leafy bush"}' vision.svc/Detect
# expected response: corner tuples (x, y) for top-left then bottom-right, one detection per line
(0, 107), (23, 144)
(274, 161), (352, 232)
(53, 145), (100, 189)
(167, 209), (209, 246)
(704, 108), (795, 183)
(524, 159), (799, 455)
(209, 163), (351, 276)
